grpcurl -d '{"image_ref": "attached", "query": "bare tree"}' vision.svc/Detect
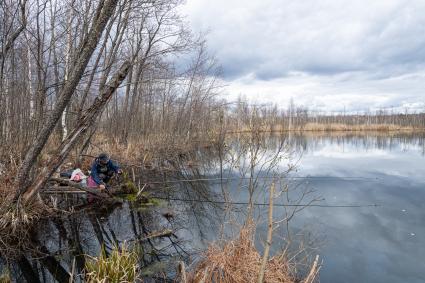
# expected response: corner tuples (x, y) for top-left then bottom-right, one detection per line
(22, 60), (131, 201)
(15, 0), (121, 196)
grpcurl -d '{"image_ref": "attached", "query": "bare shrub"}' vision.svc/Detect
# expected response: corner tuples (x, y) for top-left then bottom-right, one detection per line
(188, 223), (320, 283)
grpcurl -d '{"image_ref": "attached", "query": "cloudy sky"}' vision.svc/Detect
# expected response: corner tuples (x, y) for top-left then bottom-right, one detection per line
(182, 0), (425, 112)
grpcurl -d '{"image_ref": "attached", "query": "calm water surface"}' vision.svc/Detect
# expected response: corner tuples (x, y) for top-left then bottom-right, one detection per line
(283, 134), (425, 283)
(180, 133), (425, 283)
(181, 135), (425, 283)
(1, 133), (424, 282)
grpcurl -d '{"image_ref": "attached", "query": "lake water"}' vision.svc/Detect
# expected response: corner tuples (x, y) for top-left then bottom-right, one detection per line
(1, 132), (424, 282)
(151, 134), (425, 283)
(275, 133), (425, 283)
(173, 132), (425, 283)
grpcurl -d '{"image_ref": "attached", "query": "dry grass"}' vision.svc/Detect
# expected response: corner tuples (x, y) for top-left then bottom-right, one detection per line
(188, 225), (320, 283)
(0, 158), (18, 201)
(0, 199), (46, 258)
(84, 133), (214, 173)
(0, 270), (11, 283)
(0, 161), (50, 257)
(228, 123), (423, 133)
(85, 243), (141, 283)
(0, 157), (46, 258)
(301, 122), (416, 132)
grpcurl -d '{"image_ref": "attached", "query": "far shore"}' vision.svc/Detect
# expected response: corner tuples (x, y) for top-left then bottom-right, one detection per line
(226, 122), (425, 134)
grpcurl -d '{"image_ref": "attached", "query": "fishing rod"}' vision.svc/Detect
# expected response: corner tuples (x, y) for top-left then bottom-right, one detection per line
(79, 154), (380, 186)
(80, 155), (379, 182)
(152, 196), (380, 208)
(141, 175), (379, 185)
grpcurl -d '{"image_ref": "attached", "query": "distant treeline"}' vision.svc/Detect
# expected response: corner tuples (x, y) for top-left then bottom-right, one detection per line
(224, 99), (425, 132)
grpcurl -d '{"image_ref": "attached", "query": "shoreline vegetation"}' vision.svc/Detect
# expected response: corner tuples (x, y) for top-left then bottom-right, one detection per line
(229, 122), (425, 133)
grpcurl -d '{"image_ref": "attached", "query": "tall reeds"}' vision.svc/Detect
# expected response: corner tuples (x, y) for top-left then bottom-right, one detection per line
(0, 270), (11, 283)
(85, 243), (141, 283)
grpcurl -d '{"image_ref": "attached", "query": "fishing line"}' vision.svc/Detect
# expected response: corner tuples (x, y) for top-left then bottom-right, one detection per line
(151, 196), (379, 208)
(142, 175), (378, 185)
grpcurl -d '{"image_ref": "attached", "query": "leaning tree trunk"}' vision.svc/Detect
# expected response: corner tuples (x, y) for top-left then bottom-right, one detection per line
(20, 61), (131, 202)
(0, 0), (28, 62)
(14, 0), (119, 195)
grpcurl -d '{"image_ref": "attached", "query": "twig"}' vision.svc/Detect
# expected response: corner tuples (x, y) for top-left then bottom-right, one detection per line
(151, 196), (379, 208)
(304, 255), (321, 283)
(199, 267), (209, 283)
(258, 182), (275, 283)
(69, 257), (76, 283)
(178, 261), (187, 283)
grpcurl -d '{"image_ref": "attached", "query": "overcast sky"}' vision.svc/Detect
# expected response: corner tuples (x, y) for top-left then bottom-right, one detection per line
(182, 0), (425, 112)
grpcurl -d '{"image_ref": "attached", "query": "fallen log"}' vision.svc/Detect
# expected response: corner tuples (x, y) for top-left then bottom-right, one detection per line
(127, 229), (175, 244)
(47, 177), (136, 196)
(140, 229), (174, 241)
(48, 178), (109, 198)
(44, 189), (86, 194)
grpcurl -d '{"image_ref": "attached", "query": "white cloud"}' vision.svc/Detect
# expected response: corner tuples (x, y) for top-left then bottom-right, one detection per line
(222, 71), (425, 112)
(182, 0), (425, 111)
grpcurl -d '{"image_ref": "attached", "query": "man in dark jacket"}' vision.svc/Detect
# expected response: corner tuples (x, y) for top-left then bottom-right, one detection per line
(88, 153), (122, 190)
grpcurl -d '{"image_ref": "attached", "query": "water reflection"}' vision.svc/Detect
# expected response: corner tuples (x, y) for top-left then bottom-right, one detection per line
(286, 131), (425, 156)
(251, 132), (425, 283)
(0, 161), (224, 282)
(1, 132), (425, 282)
